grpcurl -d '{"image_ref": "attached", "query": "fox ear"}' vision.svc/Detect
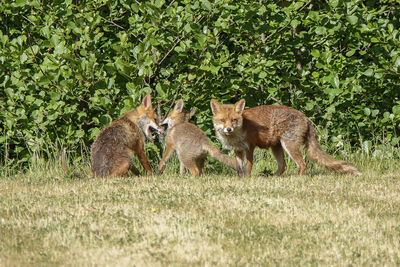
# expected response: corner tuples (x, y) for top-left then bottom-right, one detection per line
(189, 108), (196, 118)
(174, 99), (184, 112)
(210, 99), (220, 115)
(235, 99), (245, 113)
(142, 94), (152, 109)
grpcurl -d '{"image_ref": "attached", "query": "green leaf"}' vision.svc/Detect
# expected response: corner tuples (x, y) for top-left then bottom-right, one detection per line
(371, 37), (379, 43)
(155, 83), (165, 98)
(392, 106), (400, 115)
(347, 15), (358, 25)
(155, 0), (164, 8)
(196, 34), (207, 46)
(388, 24), (394, 33)
(15, 0), (28, 6)
(315, 26), (326, 35)
(210, 65), (220, 74)
(364, 69), (374, 77)
(383, 112), (390, 119)
(75, 129), (85, 138)
(330, 0), (339, 8)
(201, 0), (211, 11)
(20, 53), (28, 63)
(184, 23), (192, 33)
(126, 82), (136, 94)
(308, 11), (319, 21)
(395, 57), (400, 68)
(346, 49), (356, 57)
(258, 71), (267, 79)
(5, 88), (13, 97)
(305, 102), (314, 111)
(291, 19), (301, 29)
(371, 110), (379, 117)
(293, 2), (304, 10)
(311, 49), (320, 58)
(50, 92), (60, 101)
(331, 74), (340, 89)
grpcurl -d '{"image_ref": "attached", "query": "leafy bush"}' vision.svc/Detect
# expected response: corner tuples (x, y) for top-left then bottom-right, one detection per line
(1, 0), (399, 169)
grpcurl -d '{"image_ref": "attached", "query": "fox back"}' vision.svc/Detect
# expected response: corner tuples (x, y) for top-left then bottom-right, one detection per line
(211, 99), (361, 176)
(158, 99), (238, 176)
(162, 100), (206, 162)
(91, 118), (142, 177)
(91, 94), (163, 177)
(211, 101), (309, 149)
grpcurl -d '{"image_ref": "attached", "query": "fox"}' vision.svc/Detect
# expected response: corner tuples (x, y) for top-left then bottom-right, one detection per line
(210, 99), (362, 176)
(91, 93), (164, 177)
(157, 99), (241, 176)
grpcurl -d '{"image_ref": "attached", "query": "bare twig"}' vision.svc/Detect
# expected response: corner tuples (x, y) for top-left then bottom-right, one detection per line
(22, 15), (35, 25)
(26, 31), (60, 90)
(270, 96), (282, 105)
(157, 36), (182, 66)
(161, 0), (176, 17)
(264, 0), (312, 42)
(100, 16), (125, 29)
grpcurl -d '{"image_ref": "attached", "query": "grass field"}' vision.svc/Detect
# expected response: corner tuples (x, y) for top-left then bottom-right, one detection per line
(1, 150), (399, 266)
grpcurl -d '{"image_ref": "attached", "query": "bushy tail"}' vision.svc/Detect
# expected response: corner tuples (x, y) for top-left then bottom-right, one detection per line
(305, 122), (361, 176)
(202, 143), (241, 172)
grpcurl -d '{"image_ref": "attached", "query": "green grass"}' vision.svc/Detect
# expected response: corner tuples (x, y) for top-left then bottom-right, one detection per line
(1, 150), (400, 266)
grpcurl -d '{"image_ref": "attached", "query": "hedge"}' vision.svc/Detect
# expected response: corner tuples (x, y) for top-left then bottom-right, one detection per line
(1, 0), (399, 168)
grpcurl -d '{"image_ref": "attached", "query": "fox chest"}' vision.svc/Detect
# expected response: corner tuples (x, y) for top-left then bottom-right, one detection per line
(216, 131), (249, 151)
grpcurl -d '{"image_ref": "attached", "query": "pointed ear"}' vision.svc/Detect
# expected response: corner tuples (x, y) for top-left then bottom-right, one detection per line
(189, 108), (196, 118)
(142, 94), (152, 109)
(174, 99), (184, 112)
(210, 99), (220, 115)
(235, 99), (246, 113)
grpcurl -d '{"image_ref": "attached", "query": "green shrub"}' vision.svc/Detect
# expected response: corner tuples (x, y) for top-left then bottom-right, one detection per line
(1, 0), (399, 169)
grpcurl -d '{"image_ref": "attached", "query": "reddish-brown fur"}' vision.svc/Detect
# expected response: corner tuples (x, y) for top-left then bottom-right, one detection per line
(210, 99), (361, 176)
(91, 94), (163, 178)
(158, 99), (240, 176)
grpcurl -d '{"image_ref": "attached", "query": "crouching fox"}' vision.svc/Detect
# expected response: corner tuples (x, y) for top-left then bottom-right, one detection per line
(157, 99), (241, 176)
(91, 94), (163, 177)
(210, 99), (361, 176)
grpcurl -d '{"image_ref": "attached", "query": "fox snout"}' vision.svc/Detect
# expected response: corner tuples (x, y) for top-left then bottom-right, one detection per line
(161, 117), (174, 129)
(214, 121), (239, 136)
(142, 118), (164, 141)
(224, 127), (233, 134)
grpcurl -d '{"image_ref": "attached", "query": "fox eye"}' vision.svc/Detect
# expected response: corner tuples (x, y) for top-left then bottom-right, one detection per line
(232, 119), (237, 123)
(220, 119), (225, 123)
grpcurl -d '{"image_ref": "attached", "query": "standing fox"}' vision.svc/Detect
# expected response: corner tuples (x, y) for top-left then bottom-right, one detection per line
(210, 99), (362, 176)
(157, 99), (241, 176)
(91, 94), (164, 177)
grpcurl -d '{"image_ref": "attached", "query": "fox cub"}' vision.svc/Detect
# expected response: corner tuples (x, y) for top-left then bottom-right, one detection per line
(91, 94), (163, 177)
(210, 99), (361, 176)
(157, 99), (241, 176)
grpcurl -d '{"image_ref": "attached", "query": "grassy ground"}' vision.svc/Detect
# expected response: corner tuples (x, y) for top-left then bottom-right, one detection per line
(0, 151), (399, 266)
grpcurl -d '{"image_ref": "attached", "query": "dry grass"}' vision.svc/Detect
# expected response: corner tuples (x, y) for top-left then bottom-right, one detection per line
(0, 152), (399, 266)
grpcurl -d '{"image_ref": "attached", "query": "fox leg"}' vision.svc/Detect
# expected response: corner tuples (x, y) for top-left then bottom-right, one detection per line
(158, 142), (175, 174)
(181, 158), (200, 176)
(179, 162), (186, 175)
(109, 158), (131, 177)
(196, 157), (206, 175)
(136, 141), (153, 174)
(129, 163), (140, 176)
(280, 139), (306, 175)
(271, 144), (286, 176)
(245, 146), (255, 176)
(235, 150), (245, 177)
